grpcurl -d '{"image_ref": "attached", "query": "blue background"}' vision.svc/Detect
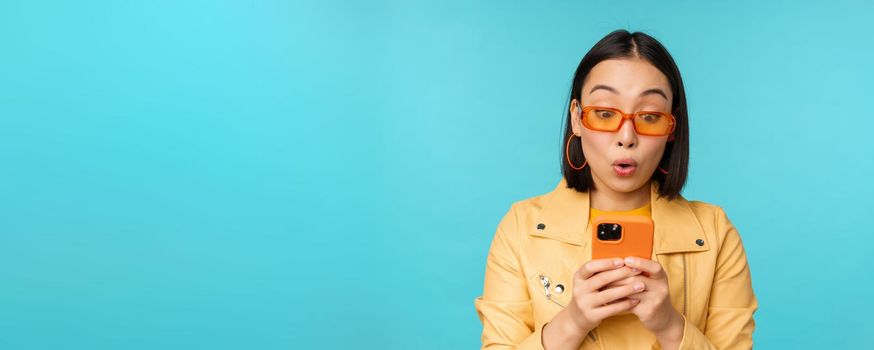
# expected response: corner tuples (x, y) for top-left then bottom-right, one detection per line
(2, 0), (872, 348)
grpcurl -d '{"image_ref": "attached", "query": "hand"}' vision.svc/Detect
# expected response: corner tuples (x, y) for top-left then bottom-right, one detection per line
(611, 256), (684, 348)
(565, 258), (646, 331)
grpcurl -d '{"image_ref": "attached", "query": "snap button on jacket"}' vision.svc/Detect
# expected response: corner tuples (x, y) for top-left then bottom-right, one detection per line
(474, 178), (757, 349)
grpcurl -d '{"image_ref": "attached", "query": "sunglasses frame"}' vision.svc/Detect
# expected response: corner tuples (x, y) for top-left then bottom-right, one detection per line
(581, 105), (676, 136)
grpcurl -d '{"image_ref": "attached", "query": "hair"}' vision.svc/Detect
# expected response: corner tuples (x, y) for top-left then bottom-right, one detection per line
(561, 29), (689, 200)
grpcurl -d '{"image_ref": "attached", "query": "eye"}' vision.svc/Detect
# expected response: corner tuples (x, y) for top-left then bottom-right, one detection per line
(639, 113), (662, 123)
(595, 109), (616, 119)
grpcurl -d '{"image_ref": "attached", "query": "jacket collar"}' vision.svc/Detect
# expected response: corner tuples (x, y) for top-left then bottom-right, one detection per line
(531, 178), (709, 254)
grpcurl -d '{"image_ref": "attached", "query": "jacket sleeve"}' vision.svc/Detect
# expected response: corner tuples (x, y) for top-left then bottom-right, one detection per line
(474, 204), (546, 350)
(660, 206), (758, 350)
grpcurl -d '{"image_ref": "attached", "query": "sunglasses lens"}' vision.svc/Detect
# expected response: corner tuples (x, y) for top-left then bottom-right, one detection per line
(634, 113), (673, 135)
(584, 108), (622, 131)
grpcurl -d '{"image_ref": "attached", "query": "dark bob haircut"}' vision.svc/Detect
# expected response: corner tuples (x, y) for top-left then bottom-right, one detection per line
(561, 29), (689, 201)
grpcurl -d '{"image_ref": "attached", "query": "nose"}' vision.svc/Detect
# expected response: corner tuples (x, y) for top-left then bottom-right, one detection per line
(616, 117), (638, 148)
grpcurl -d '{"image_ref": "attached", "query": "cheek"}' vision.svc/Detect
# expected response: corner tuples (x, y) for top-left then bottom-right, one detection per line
(579, 131), (613, 160)
(638, 139), (669, 163)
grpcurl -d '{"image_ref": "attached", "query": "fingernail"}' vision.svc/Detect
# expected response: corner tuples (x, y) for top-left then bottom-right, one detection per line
(625, 257), (635, 265)
(633, 282), (644, 291)
(630, 298), (640, 305)
(614, 259), (623, 267)
(631, 267), (639, 273)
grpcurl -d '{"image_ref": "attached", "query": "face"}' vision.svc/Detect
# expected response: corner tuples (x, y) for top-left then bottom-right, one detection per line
(569, 58), (675, 194)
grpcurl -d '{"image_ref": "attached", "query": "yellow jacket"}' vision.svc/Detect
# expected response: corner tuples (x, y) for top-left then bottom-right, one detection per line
(474, 178), (757, 349)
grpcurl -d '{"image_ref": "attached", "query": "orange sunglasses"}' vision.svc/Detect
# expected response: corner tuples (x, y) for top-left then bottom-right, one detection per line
(581, 106), (676, 136)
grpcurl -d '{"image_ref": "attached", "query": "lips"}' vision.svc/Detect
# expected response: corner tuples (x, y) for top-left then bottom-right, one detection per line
(612, 158), (637, 177)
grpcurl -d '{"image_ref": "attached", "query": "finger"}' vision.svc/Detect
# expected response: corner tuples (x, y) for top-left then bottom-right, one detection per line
(587, 266), (641, 291)
(601, 275), (637, 290)
(593, 297), (639, 319)
(608, 276), (659, 304)
(575, 258), (625, 280)
(623, 257), (666, 279)
(591, 280), (646, 306)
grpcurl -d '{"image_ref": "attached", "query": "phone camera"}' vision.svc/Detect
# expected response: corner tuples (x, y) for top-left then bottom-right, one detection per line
(597, 223), (622, 241)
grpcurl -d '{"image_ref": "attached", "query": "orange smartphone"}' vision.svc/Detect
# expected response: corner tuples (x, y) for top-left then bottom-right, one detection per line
(591, 214), (654, 260)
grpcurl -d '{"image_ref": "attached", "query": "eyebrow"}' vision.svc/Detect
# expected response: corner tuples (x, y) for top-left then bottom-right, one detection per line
(589, 84), (668, 100)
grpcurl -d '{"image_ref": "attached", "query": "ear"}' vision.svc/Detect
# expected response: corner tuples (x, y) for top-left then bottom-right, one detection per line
(569, 99), (582, 136)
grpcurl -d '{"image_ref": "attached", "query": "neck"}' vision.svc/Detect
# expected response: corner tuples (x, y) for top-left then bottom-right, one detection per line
(590, 180), (651, 211)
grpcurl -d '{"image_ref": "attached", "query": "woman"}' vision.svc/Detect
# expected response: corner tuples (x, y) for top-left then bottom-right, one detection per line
(474, 30), (757, 349)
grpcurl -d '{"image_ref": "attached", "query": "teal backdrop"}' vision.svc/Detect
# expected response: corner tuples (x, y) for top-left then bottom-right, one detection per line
(2, 0), (872, 348)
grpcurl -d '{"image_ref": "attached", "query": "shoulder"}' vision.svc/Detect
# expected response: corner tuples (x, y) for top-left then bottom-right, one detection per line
(684, 198), (741, 248)
(493, 188), (553, 238)
(508, 191), (551, 216)
(685, 199), (727, 220)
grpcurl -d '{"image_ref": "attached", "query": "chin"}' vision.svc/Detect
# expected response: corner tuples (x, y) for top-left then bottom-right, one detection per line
(596, 172), (648, 193)
(606, 180), (643, 193)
